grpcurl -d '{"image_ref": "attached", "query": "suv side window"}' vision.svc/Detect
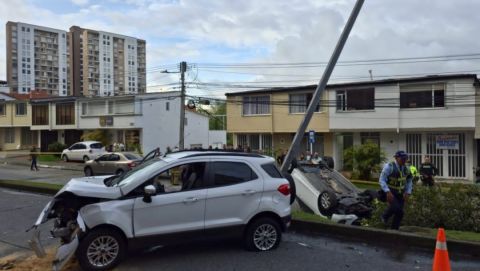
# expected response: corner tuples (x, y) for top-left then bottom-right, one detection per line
(130, 162), (207, 197)
(261, 163), (283, 178)
(210, 162), (258, 187)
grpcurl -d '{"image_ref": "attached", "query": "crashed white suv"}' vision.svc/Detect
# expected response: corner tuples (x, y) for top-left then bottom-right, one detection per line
(29, 151), (292, 270)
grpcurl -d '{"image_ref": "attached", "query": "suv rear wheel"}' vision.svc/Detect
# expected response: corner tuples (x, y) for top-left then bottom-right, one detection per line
(76, 228), (126, 271)
(244, 217), (281, 251)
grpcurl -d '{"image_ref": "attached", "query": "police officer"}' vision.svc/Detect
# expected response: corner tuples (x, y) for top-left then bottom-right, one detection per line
(419, 156), (437, 186)
(379, 150), (413, 230)
(406, 159), (420, 184)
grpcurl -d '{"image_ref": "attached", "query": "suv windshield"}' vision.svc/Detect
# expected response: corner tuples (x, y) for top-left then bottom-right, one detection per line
(90, 143), (103, 149)
(106, 158), (165, 187)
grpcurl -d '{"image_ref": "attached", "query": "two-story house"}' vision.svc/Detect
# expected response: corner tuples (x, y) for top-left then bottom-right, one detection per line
(226, 74), (479, 182)
(226, 86), (333, 156)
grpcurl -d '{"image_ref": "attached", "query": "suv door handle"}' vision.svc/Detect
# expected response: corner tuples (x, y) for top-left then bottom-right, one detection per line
(242, 189), (256, 196)
(183, 197), (198, 203)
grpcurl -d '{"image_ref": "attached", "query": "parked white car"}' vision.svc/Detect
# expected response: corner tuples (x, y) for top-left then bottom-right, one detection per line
(29, 151), (292, 271)
(61, 141), (106, 162)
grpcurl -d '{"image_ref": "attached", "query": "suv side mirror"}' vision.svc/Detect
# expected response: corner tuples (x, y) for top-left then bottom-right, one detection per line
(143, 185), (156, 203)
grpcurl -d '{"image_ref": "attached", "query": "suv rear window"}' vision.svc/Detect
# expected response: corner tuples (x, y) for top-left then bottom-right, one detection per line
(261, 163), (283, 178)
(211, 162), (258, 186)
(90, 143), (103, 149)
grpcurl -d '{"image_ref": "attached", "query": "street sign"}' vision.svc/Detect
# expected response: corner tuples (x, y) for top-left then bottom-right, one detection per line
(436, 134), (459, 150)
(309, 130), (315, 144)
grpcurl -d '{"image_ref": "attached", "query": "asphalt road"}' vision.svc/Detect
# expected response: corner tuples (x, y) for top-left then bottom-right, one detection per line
(0, 163), (83, 184)
(0, 188), (479, 270)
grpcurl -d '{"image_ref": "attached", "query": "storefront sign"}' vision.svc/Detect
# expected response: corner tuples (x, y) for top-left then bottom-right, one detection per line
(436, 134), (459, 150)
(99, 116), (114, 127)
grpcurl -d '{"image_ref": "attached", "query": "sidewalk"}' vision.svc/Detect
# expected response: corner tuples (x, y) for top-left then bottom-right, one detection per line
(0, 156), (83, 172)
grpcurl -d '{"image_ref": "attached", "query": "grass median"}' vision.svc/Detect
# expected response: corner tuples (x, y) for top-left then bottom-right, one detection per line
(0, 180), (62, 195)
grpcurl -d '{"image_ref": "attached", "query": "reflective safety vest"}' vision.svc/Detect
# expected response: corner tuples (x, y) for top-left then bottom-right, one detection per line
(387, 162), (411, 190)
(409, 165), (419, 177)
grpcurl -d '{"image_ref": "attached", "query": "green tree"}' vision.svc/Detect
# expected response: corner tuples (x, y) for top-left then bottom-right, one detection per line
(81, 129), (109, 147)
(343, 141), (386, 180)
(208, 102), (226, 130)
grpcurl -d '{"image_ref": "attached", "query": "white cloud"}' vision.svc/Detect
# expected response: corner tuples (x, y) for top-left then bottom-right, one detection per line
(71, 0), (89, 6)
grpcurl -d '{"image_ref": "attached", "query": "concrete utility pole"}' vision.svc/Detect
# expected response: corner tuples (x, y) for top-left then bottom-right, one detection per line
(179, 61), (187, 150)
(280, 0), (365, 173)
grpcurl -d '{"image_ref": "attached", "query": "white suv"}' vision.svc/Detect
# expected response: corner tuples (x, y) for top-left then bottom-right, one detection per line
(29, 151), (291, 271)
(61, 141), (106, 163)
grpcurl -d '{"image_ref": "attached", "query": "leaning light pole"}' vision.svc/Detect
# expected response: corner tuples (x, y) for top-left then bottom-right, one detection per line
(280, 0), (365, 172)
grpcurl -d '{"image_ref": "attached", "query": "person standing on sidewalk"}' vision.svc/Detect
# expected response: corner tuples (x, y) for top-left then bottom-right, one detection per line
(30, 145), (39, 171)
(419, 156), (437, 186)
(378, 150), (413, 230)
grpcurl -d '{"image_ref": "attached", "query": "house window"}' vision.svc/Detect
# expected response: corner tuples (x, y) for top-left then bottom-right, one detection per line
(81, 103), (87, 115)
(16, 103), (27, 115)
(5, 128), (15, 143)
(360, 132), (380, 146)
(242, 96), (270, 115)
(400, 83), (445, 109)
(21, 127), (36, 146)
(289, 93), (321, 113)
(32, 104), (49, 125)
(166, 102), (170, 111)
(0, 104), (5, 115)
(336, 88), (374, 111)
(56, 102), (75, 125)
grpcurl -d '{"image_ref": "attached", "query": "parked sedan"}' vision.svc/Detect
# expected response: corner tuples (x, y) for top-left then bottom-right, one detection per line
(62, 141), (106, 162)
(84, 152), (143, 176)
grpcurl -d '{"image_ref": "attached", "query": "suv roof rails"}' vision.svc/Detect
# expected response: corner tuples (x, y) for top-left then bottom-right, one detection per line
(165, 149), (264, 158)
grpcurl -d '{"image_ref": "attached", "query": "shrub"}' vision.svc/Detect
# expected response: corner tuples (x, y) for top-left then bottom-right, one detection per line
(365, 183), (480, 232)
(47, 142), (67, 157)
(81, 130), (109, 146)
(343, 141), (386, 180)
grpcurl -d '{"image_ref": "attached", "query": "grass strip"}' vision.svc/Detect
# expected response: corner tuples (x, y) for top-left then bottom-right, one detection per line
(0, 180), (62, 195)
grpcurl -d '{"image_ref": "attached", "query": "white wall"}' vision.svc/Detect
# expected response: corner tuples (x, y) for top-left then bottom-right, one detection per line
(184, 111), (209, 149)
(135, 92), (181, 153)
(208, 130), (227, 148)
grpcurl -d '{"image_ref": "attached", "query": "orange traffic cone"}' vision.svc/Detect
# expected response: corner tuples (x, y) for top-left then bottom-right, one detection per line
(432, 228), (451, 271)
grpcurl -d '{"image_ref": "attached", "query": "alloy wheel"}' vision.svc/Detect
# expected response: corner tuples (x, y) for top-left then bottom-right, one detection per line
(86, 236), (119, 268)
(253, 224), (278, 251)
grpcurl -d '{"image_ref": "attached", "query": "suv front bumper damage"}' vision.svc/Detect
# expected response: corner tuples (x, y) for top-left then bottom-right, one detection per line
(28, 201), (86, 271)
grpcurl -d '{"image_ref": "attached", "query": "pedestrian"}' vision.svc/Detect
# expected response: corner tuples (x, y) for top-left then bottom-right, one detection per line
(276, 149), (286, 166)
(299, 153), (305, 161)
(311, 152), (321, 164)
(30, 145), (39, 171)
(419, 156), (437, 186)
(378, 150), (413, 230)
(406, 159), (420, 184)
(166, 146), (172, 154)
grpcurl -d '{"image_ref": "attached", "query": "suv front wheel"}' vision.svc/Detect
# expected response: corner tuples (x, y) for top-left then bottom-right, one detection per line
(244, 217), (281, 252)
(76, 228), (126, 271)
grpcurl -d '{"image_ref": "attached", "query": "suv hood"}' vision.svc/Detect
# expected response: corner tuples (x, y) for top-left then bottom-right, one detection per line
(55, 176), (122, 199)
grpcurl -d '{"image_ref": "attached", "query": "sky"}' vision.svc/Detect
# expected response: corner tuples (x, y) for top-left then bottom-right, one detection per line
(1, 0), (480, 99)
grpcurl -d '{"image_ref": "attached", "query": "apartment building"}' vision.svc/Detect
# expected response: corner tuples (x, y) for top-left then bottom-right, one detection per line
(69, 26), (146, 97)
(6, 22), (69, 96)
(226, 74), (480, 182)
(5, 22), (146, 97)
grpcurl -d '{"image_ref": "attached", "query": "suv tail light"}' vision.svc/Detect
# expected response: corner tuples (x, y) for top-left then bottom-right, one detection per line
(128, 162), (136, 169)
(277, 184), (290, 196)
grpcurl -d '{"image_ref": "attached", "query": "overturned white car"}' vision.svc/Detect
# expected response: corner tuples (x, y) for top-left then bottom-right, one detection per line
(288, 160), (376, 225)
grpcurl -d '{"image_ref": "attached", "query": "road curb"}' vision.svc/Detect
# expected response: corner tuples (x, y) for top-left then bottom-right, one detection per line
(290, 219), (480, 258)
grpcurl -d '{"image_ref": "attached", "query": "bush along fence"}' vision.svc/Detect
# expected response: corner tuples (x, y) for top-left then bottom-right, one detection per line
(364, 183), (480, 233)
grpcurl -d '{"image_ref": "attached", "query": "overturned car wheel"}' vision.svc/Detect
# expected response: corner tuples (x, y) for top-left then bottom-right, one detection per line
(77, 228), (126, 271)
(318, 190), (337, 217)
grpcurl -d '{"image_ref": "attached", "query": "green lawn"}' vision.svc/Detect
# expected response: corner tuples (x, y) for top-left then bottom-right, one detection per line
(400, 226), (480, 243)
(291, 210), (333, 224)
(37, 154), (61, 162)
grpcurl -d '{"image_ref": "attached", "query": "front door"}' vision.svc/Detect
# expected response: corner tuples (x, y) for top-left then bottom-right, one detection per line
(204, 160), (262, 229)
(133, 162), (208, 237)
(40, 130), (58, 152)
